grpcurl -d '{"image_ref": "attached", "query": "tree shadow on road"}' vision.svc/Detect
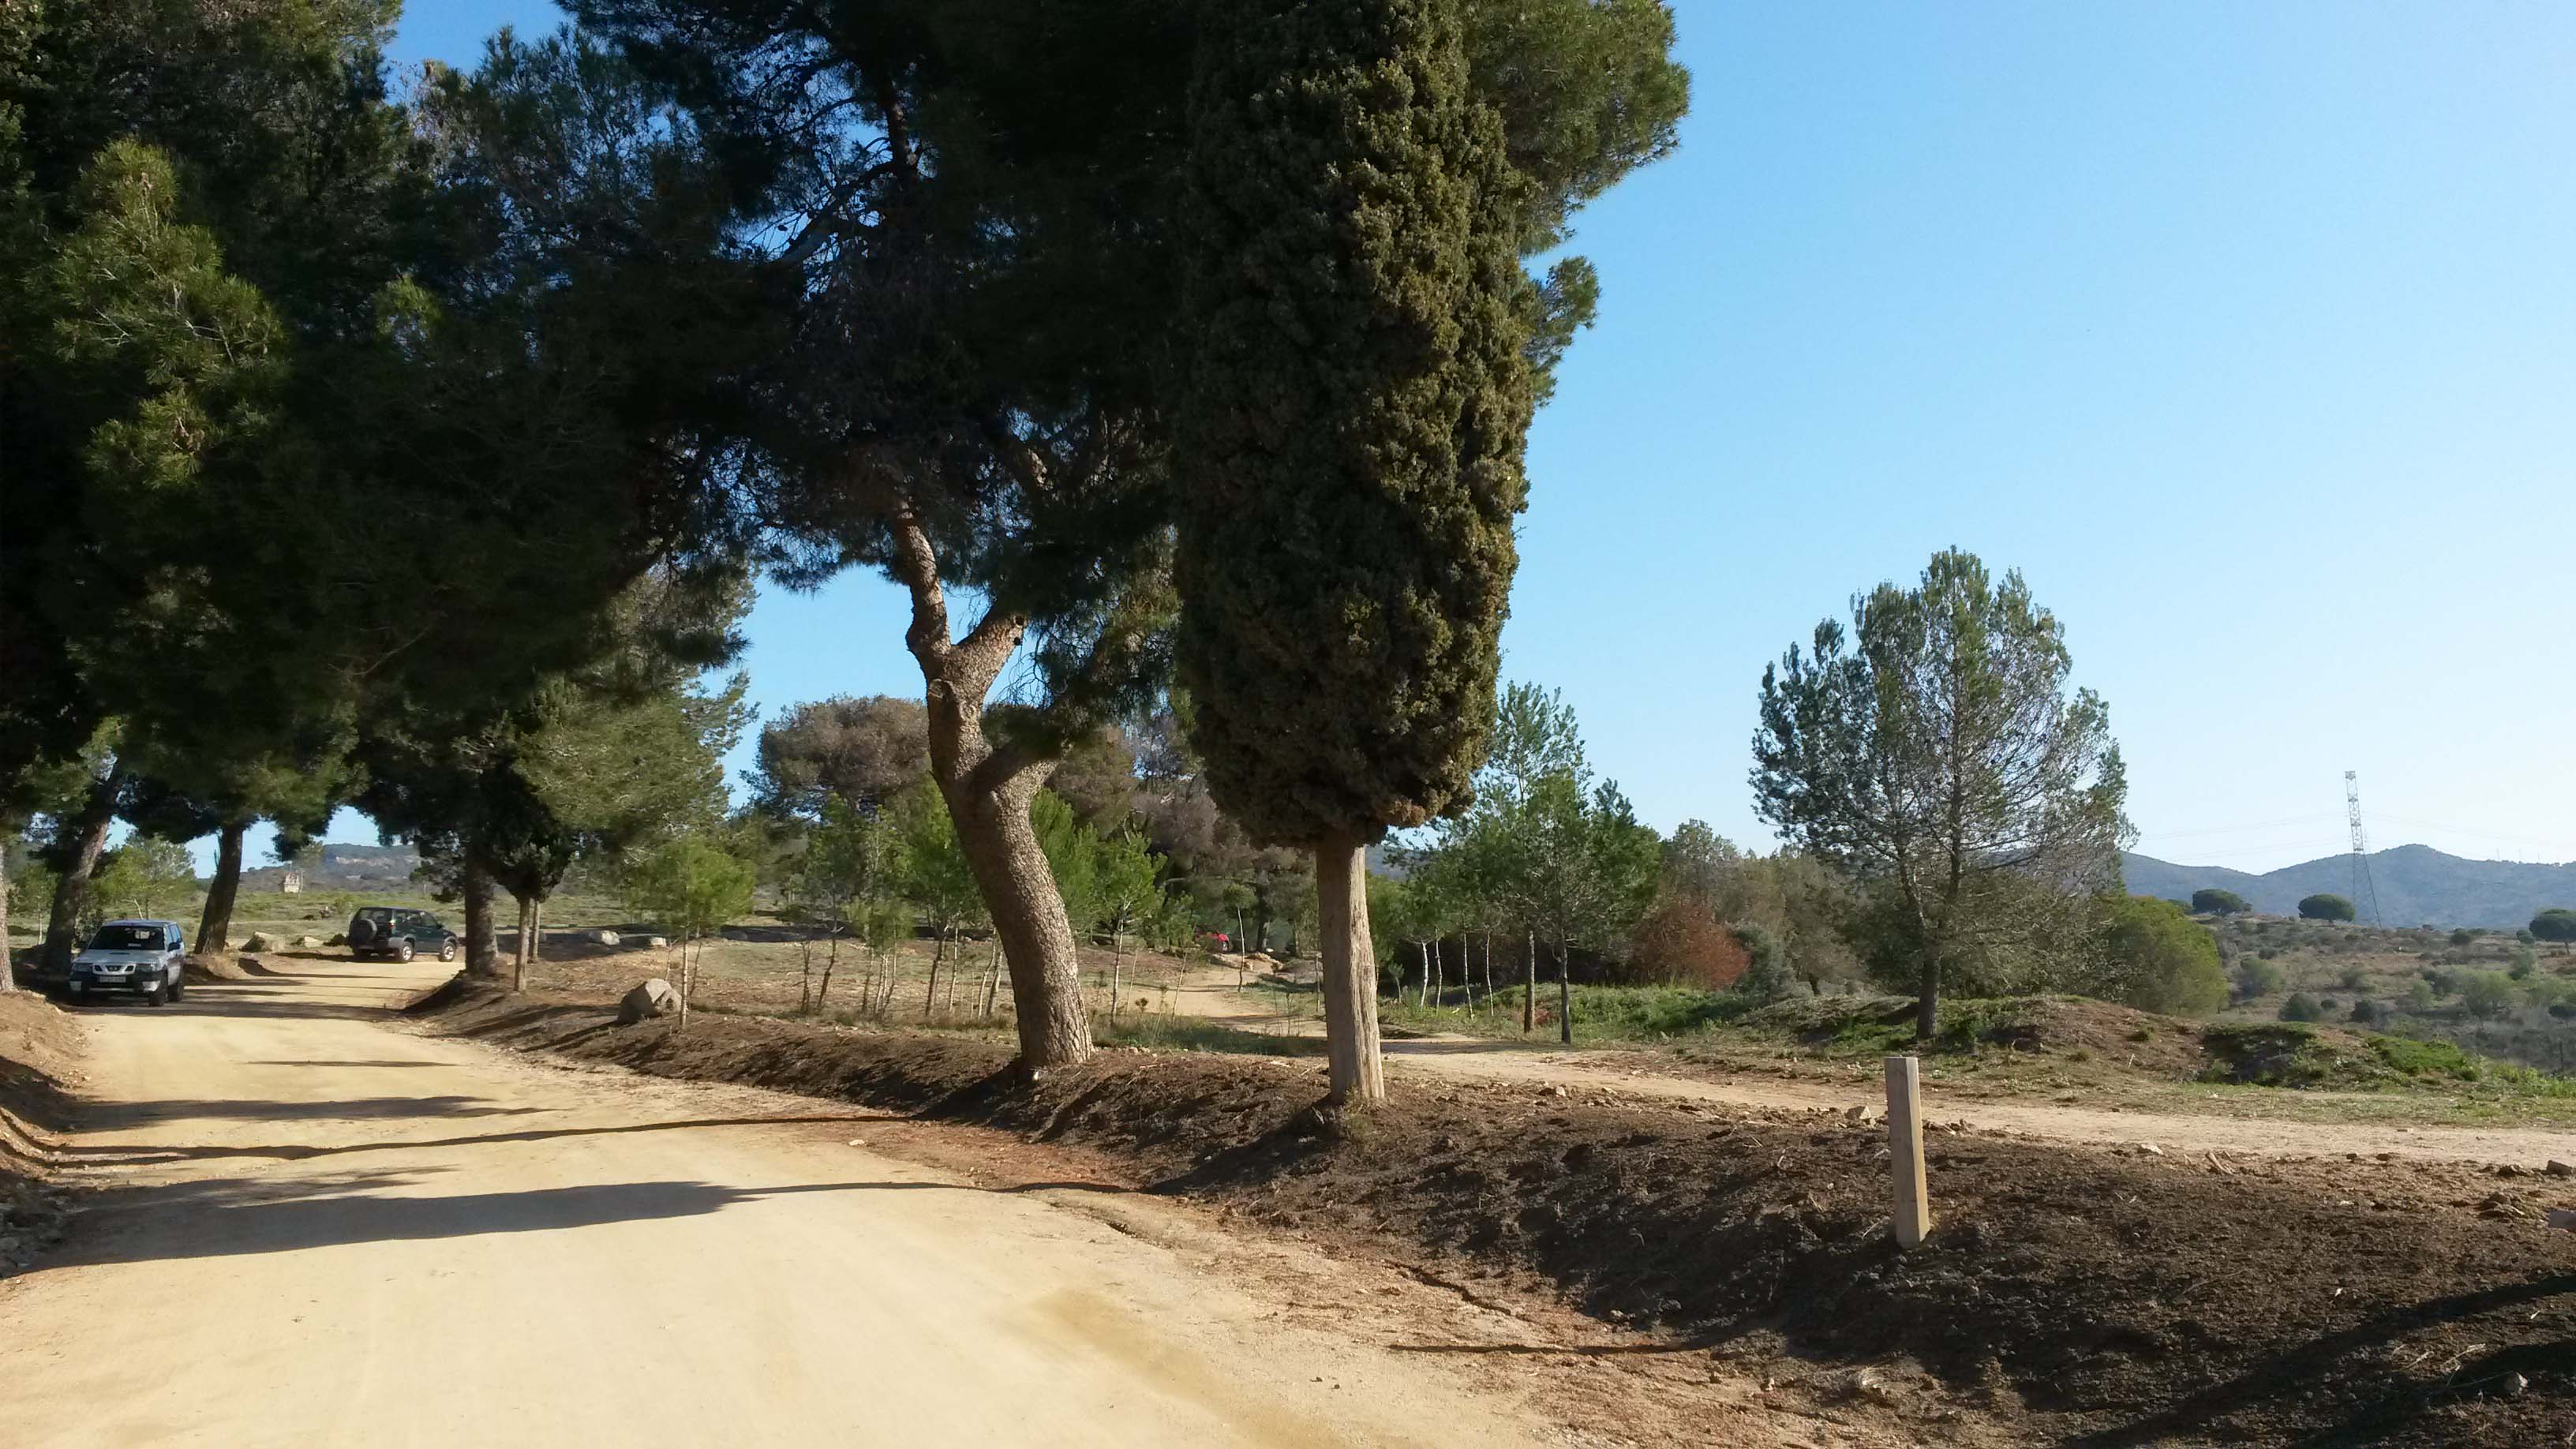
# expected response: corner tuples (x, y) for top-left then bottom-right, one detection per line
(43, 1172), (1135, 1267)
(75, 1095), (554, 1131)
(58, 1112), (904, 1163)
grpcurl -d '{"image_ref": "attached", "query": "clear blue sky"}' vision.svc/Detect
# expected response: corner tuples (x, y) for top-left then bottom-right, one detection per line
(255, 2), (2576, 877)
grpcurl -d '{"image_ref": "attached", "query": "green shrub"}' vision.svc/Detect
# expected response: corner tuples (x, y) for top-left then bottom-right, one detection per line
(2191, 888), (2251, 916)
(2530, 909), (2576, 943)
(2338, 966), (2368, 990)
(2348, 998), (2379, 1024)
(2278, 992), (2323, 1022)
(2102, 895), (2226, 1016)
(2459, 971), (2517, 1020)
(2299, 893), (2356, 923)
(2232, 957), (2284, 1000)
(2366, 1034), (2480, 1080)
(2450, 927), (2477, 947)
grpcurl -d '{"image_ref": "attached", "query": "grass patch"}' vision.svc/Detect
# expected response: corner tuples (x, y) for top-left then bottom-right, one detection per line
(1380, 983), (1762, 1045)
(1092, 1014), (1329, 1057)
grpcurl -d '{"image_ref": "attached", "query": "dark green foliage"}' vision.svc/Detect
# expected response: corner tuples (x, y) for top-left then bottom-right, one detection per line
(2278, 992), (2322, 1022)
(747, 697), (931, 822)
(2348, 998), (2379, 1024)
(2530, 908), (2576, 942)
(1174, 0), (1533, 847)
(2190, 888), (2249, 915)
(2449, 927), (2477, 946)
(1732, 921), (1791, 1000)
(2298, 893), (2356, 923)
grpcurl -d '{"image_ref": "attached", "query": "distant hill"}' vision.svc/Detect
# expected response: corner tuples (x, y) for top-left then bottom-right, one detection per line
(2124, 845), (2576, 930)
(301, 843), (420, 889)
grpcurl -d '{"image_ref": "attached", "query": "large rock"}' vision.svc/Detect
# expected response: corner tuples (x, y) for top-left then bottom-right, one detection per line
(643, 935), (669, 950)
(617, 978), (680, 1024)
(293, 934), (323, 949)
(590, 929), (621, 948)
(242, 931), (282, 952)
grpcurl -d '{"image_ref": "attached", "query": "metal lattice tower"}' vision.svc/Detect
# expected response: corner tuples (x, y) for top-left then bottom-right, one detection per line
(2345, 771), (2383, 927)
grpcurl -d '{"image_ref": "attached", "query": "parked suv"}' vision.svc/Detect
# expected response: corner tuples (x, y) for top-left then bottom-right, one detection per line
(67, 919), (188, 1005)
(345, 907), (459, 964)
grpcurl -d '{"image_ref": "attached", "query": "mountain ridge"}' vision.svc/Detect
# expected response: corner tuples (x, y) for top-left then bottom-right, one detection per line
(2124, 844), (2576, 930)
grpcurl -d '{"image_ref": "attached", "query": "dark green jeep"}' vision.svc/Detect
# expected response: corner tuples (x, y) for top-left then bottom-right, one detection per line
(346, 907), (458, 963)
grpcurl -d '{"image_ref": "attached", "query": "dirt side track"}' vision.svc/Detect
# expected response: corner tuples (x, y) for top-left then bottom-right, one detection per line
(421, 983), (2576, 1447)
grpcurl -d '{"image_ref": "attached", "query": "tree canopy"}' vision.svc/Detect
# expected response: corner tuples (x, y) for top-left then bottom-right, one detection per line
(1752, 549), (2129, 1039)
(2298, 893), (2357, 923)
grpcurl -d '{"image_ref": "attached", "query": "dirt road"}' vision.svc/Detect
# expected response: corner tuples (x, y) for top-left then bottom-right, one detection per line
(1170, 965), (2576, 1168)
(0, 961), (1563, 1447)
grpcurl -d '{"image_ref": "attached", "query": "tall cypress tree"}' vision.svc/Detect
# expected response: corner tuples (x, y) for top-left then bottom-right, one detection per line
(1176, 0), (1535, 1105)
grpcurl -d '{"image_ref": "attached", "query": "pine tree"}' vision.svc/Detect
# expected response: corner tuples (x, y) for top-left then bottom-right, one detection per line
(1176, 0), (1535, 1105)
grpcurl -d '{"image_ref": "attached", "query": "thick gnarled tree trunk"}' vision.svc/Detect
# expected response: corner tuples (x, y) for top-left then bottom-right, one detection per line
(1314, 837), (1383, 1106)
(196, 819), (247, 955)
(462, 857), (502, 979)
(41, 768), (121, 974)
(889, 507), (1091, 1073)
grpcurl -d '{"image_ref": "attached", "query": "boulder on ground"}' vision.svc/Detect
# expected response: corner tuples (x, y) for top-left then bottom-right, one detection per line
(643, 935), (669, 950)
(242, 930), (281, 952)
(324, 933), (346, 947)
(182, 954), (250, 983)
(617, 978), (680, 1024)
(293, 934), (322, 949)
(590, 929), (621, 947)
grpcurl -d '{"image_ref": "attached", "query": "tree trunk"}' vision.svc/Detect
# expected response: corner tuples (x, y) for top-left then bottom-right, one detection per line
(1433, 937), (1445, 1009)
(511, 894), (534, 990)
(1521, 927), (1537, 1034)
(0, 837), (11, 992)
(1313, 837), (1384, 1106)
(924, 928), (946, 1018)
(530, 897), (543, 964)
(1916, 956), (1940, 1042)
(1482, 927), (1493, 1004)
(982, 938), (1002, 1017)
(1557, 931), (1573, 1046)
(462, 857), (503, 979)
(1417, 941), (1430, 1008)
(893, 506), (1091, 1073)
(40, 768), (119, 975)
(817, 934), (838, 1013)
(1110, 934), (1125, 1017)
(196, 819), (247, 956)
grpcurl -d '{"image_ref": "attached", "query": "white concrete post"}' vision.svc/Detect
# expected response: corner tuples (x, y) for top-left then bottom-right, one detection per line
(1885, 1054), (1930, 1249)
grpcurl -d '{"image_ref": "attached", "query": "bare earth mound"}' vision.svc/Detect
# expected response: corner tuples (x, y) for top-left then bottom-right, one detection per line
(421, 984), (2576, 1446)
(0, 990), (83, 1275)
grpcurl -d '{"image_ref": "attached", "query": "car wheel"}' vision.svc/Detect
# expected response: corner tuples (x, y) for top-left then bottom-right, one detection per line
(438, 938), (457, 963)
(395, 939), (416, 964)
(167, 977), (185, 1002)
(145, 980), (168, 1006)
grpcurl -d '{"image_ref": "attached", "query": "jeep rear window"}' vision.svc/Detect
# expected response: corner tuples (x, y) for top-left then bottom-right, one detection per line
(90, 925), (166, 950)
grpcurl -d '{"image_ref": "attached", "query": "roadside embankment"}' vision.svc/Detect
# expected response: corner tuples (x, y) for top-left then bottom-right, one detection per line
(417, 981), (2576, 1447)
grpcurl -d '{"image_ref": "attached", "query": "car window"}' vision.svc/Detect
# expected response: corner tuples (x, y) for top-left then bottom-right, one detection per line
(89, 924), (163, 951)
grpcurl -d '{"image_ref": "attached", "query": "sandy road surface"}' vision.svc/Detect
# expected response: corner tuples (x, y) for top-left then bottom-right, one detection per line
(1169, 965), (2576, 1168)
(0, 961), (1559, 1448)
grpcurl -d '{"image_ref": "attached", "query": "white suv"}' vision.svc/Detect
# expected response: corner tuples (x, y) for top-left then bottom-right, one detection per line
(68, 919), (188, 1005)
